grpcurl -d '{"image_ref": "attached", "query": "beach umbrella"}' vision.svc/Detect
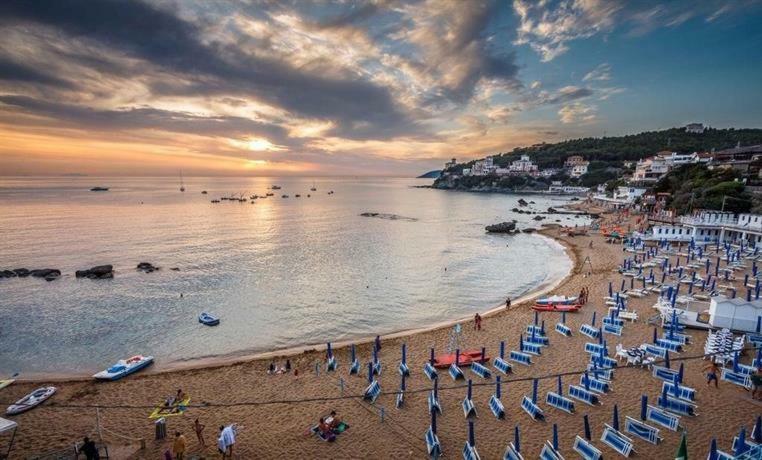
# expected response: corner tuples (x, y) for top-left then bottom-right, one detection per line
(608, 282), (613, 297)
(709, 438), (718, 460)
(429, 347), (435, 365)
(748, 289), (753, 302)
(664, 350), (671, 369)
(753, 416), (762, 443)
(592, 312), (597, 327)
(499, 341), (505, 360)
(495, 376), (502, 398)
(612, 404), (620, 431)
(583, 371), (590, 391)
(367, 362), (373, 383)
(373, 344), (378, 365)
(583, 415), (592, 440)
(715, 257), (720, 276)
(672, 373), (680, 397)
(706, 259), (711, 274)
(732, 288), (737, 298)
(430, 408), (437, 434)
(519, 334), (524, 352)
(557, 375), (563, 395)
(467, 420), (476, 448)
(401, 343), (406, 365)
(562, 311), (567, 324)
(400, 372), (406, 391)
(756, 280), (760, 299)
(640, 395), (648, 421)
(630, 277), (634, 289)
(351, 344), (356, 362)
(688, 282), (693, 294)
(327, 342), (333, 359)
(755, 346), (762, 365)
(653, 328), (658, 344)
(675, 431), (688, 460)
(481, 347), (486, 362)
(541, 320), (546, 336)
(621, 279), (626, 291)
(467, 379), (473, 399)
(514, 425), (521, 453)
(661, 271), (667, 284)
(643, 278), (647, 289)
(534, 310), (539, 326)
(552, 424), (559, 451)
(711, 279), (716, 292)
(455, 349), (460, 366)
(733, 351), (740, 373)
(757, 316), (762, 333)
(375, 335), (381, 351)
(433, 378), (438, 398)
(745, 274), (749, 286)
(532, 379), (539, 403)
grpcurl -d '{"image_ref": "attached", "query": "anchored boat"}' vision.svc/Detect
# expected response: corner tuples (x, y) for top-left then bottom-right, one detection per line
(6, 387), (56, 415)
(93, 355), (154, 381)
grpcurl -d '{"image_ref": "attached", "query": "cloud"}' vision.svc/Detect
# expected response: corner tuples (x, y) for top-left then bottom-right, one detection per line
(583, 63), (612, 82)
(0, 56), (75, 88)
(558, 102), (597, 124)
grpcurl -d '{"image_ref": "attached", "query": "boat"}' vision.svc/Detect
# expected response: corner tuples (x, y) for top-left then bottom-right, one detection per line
(201, 190), (208, 194)
(535, 295), (578, 306)
(90, 187), (109, 192)
(432, 349), (488, 369)
(6, 387), (56, 415)
(266, 192), (274, 197)
(271, 185), (281, 190)
(93, 355), (154, 381)
(199, 312), (220, 326)
(310, 181), (317, 192)
(179, 170), (185, 192)
(211, 200), (220, 203)
(295, 194), (301, 198)
(282, 194), (289, 198)
(532, 303), (582, 312)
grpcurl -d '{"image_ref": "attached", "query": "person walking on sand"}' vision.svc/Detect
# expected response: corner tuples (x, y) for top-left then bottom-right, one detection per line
(474, 313), (482, 331)
(173, 431), (187, 460)
(506, 298), (511, 309)
(751, 367), (762, 400)
(194, 418), (206, 447)
(703, 361), (720, 388)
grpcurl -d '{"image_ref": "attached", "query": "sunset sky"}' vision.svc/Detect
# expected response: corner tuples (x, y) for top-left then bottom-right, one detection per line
(1, 0), (761, 176)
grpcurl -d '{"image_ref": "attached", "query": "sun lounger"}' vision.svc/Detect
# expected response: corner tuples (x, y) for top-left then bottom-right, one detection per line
(428, 385), (442, 415)
(539, 441), (564, 460)
(646, 404), (681, 431)
(546, 392), (575, 414)
(590, 355), (618, 369)
(462, 380), (477, 418)
(396, 390), (404, 409)
(624, 416), (662, 445)
(652, 365), (679, 382)
(509, 350), (532, 365)
(521, 341), (542, 355)
(603, 323), (623, 336)
(555, 322), (572, 336)
(644, 344), (668, 358)
(618, 311), (638, 322)
(471, 362), (492, 379)
(657, 392), (696, 416)
(425, 413), (442, 459)
(569, 385), (600, 406)
(521, 396), (544, 421)
(732, 436), (759, 454)
(662, 381), (695, 401)
(654, 338), (682, 352)
(526, 325), (544, 335)
(603, 317), (625, 327)
(423, 362), (438, 381)
(489, 395), (505, 419)
(584, 342), (607, 355)
(493, 357), (512, 374)
(372, 361), (382, 376)
(449, 363), (465, 381)
(600, 423), (635, 457)
(462, 421), (481, 460)
(721, 368), (752, 389)
(580, 374), (610, 393)
(580, 324), (600, 339)
(503, 444), (524, 460)
(573, 435), (603, 460)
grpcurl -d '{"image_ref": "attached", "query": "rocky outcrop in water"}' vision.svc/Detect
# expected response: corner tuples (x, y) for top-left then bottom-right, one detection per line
(360, 212), (418, 222)
(1, 268), (60, 281)
(76, 265), (114, 279)
(136, 262), (159, 273)
(517, 198), (529, 207)
(485, 221), (517, 233)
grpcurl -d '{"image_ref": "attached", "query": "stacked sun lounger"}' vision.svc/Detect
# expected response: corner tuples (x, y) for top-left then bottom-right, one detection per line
(705, 328), (744, 363)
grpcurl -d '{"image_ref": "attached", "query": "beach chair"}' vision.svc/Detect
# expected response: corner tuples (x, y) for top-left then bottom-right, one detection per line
(539, 442), (563, 460)
(584, 342), (606, 355)
(651, 365), (679, 382)
(580, 324), (600, 339)
(398, 343), (410, 377)
(546, 376), (575, 414)
(624, 416), (662, 445)
(396, 374), (406, 409)
(489, 376), (505, 419)
(363, 380), (381, 403)
(424, 362), (438, 380)
(603, 317), (625, 327)
(721, 368), (752, 389)
(645, 404), (681, 431)
(509, 350), (532, 366)
(425, 412), (441, 459)
(521, 380), (544, 421)
(526, 324), (544, 336)
(654, 338), (683, 352)
(462, 380), (477, 419)
(657, 390), (696, 416)
(600, 423), (635, 457)
(590, 355), (618, 369)
(569, 385), (600, 406)
(580, 374), (610, 393)
(493, 342), (513, 374)
(574, 435), (602, 460)
(521, 341), (542, 355)
(662, 381), (696, 402)
(503, 426), (524, 460)
(471, 362), (491, 379)
(449, 363), (465, 381)
(603, 323), (623, 336)
(555, 322), (572, 336)
(644, 344), (668, 358)
(618, 311), (638, 322)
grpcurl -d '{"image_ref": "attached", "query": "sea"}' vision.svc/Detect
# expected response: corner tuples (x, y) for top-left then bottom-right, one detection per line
(0, 176), (585, 376)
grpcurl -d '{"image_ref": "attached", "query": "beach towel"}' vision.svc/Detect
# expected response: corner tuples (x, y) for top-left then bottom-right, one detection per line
(148, 397), (191, 419)
(310, 421), (350, 441)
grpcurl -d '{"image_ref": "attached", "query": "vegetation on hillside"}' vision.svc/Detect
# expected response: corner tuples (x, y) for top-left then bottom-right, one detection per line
(651, 164), (760, 214)
(437, 127), (762, 189)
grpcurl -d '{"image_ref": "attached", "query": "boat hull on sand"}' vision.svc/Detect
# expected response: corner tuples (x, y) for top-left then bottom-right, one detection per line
(93, 355), (154, 381)
(532, 303), (582, 312)
(6, 386), (56, 415)
(535, 295), (578, 306)
(432, 350), (488, 368)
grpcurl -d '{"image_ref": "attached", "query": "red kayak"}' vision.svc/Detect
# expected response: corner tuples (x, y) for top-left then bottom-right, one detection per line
(432, 349), (489, 369)
(532, 303), (581, 312)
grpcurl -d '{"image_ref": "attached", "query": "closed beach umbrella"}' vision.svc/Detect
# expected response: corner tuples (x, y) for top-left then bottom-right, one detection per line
(514, 425), (521, 453)
(753, 416), (761, 443)
(675, 431), (688, 460)
(583, 414), (592, 440)
(552, 424), (559, 451)
(735, 427), (748, 456)
(664, 350), (671, 368)
(612, 404), (620, 431)
(640, 395), (648, 421)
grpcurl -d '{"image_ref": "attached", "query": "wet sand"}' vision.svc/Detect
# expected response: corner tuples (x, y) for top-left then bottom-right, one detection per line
(2, 203), (761, 459)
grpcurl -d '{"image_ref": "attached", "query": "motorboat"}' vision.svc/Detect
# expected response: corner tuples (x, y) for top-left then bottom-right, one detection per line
(532, 303), (581, 312)
(6, 387), (56, 415)
(93, 355), (154, 381)
(535, 295), (578, 306)
(282, 195), (289, 198)
(201, 190), (208, 194)
(271, 185), (281, 190)
(199, 312), (220, 326)
(90, 187), (109, 192)
(295, 194), (301, 198)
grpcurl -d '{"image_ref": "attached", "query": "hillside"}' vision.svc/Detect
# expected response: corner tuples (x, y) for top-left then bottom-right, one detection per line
(436, 127), (762, 189)
(417, 170), (441, 178)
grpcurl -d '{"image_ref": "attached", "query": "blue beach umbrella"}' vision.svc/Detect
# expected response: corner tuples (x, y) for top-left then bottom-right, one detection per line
(583, 414), (592, 440)
(468, 420), (476, 448)
(753, 416), (761, 443)
(640, 395), (648, 421)
(552, 424), (559, 451)
(612, 404), (620, 431)
(514, 425), (521, 453)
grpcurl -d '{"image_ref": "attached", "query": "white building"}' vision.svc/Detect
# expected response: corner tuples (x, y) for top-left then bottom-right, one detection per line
(633, 156), (670, 182)
(508, 155), (538, 174)
(539, 168), (560, 177)
(644, 210), (762, 245)
(570, 163), (589, 178)
(709, 296), (762, 332)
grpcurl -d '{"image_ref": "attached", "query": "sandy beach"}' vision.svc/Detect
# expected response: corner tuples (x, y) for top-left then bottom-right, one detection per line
(2, 203), (761, 459)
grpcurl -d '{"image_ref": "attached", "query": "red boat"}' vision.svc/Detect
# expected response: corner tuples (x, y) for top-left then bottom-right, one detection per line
(432, 349), (489, 369)
(532, 303), (582, 312)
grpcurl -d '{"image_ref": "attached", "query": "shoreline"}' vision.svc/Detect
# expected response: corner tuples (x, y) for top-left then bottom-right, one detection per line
(17, 233), (577, 383)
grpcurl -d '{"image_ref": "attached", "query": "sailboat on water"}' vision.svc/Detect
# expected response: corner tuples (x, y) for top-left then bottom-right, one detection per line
(179, 170), (185, 192)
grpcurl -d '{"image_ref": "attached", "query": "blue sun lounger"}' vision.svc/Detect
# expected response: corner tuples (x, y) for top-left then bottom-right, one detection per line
(429, 382), (442, 415)
(654, 338), (682, 352)
(580, 374), (610, 393)
(509, 350), (532, 366)
(425, 411), (441, 459)
(521, 341), (542, 355)
(662, 381), (695, 401)
(644, 344), (668, 358)
(624, 416), (662, 445)
(503, 445), (524, 460)
(732, 436), (759, 454)
(398, 344), (410, 377)
(585, 342), (607, 355)
(546, 392), (575, 414)
(462, 421), (481, 460)
(590, 355), (618, 369)
(580, 324), (600, 339)
(521, 380), (544, 421)
(652, 365), (679, 382)
(363, 380), (381, 403)
(721, 368), (752, 389)
(493, 342), (513, 374)
(603, 323), (623, 336)
(489, 376), (505, 419)
(424, 362), (438, 380)
(569, 385), (600, 406)
(600, 423), (635, 457)
(646, 404), (680, 431)
(574, 435), (602, 460)
(449, 363), (465, 381)
(471, 361), (492, 379)
(462, 380), (477, 418)
(603, 316), (625, 327)
(539, 442), (563, 460)
(349, 344), (359, 375)
(555, 322), (572, 336)
(657, 391), (696, 416)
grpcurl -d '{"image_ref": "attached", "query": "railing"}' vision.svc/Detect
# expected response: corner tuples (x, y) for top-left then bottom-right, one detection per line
(679, 216), (762, 232)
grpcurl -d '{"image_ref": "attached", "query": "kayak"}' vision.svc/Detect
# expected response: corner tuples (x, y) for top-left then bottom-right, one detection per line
(199, 312), (220, 326)
(0, 379), (14, 391)
(93, 355), (154, 381)
(6, 386), (56, 415)
(535, 295), (578, 306)
(532, 303), (582, 312)
(432, 349), (489, 369)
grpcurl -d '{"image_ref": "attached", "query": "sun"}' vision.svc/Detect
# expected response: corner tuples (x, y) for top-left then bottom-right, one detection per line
(247, 138), (275, 151)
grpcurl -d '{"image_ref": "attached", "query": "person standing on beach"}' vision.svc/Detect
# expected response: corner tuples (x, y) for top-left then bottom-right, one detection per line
(194, 419), (206, 447)
(474, 313), (482, 331)
(505, 298), (511, 309)
(703, 361), (720, 388)
(751, 367), (762, 399)
(81, 437), (98, 460)
(375, 335), (382, 351)
(173, 431), (187, 460)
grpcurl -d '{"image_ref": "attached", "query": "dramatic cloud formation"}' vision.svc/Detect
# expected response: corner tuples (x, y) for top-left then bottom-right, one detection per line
(0, 0), (758, 176)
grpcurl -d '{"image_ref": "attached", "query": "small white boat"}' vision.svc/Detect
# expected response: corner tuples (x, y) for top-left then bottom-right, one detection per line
(6, 386), (56, 415)
(93, 355), (154, 381)
(199, 312), (220, 326)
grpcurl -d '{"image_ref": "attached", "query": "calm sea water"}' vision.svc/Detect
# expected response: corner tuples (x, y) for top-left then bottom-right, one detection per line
(0, 177), (584, 375)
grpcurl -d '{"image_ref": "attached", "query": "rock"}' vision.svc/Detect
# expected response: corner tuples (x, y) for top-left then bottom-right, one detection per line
(533, 215), (545, 221)
(13, 268), (30, 277)
(1, 270), (17, 278)
(485, 221), (517, 233)
(517, 198), (529, 207)
(30, 269), (61, 278)
(529, 201), (535, 204)
(548, 207), (558, 213)
(170, 267), (180, 271)
(511, 208), (520, 213)
(137, 262), (159, 273)
(76, 265), (114, 279)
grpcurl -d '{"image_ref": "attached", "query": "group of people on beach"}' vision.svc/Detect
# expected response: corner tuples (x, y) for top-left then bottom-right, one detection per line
(168, 421), (238, 459)
(267, 359), (293, 375)
(578, 286), (589, 304)
(315, 410), (345, 442)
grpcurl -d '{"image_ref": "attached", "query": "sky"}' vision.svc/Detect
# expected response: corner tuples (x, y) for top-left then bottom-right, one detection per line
(0, 0), (761, 177)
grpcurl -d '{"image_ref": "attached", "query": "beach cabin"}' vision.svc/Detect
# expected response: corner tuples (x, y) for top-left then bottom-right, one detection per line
(709, 296), (762, 332)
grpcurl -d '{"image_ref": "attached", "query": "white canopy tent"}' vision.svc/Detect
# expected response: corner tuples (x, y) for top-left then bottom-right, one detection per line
(0, 417), (17, 459)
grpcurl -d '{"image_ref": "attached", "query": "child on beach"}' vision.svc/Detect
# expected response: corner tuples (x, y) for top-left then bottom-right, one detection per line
(173, 431), (187, 460)
(703, 361), (720, 388)
(194, 418), (205, 447)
